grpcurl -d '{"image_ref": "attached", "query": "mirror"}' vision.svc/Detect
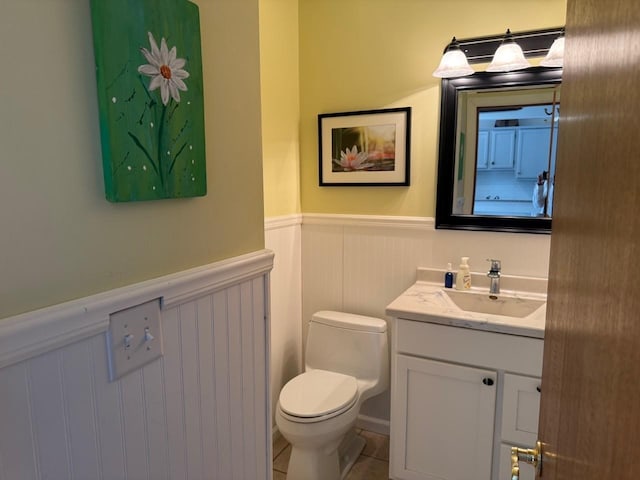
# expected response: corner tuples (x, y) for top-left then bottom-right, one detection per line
(435, 67), (561, 233)
(433, 26), (564, 233)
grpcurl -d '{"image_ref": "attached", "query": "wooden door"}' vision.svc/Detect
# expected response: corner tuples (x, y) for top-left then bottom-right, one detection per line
(537, 0), (640, 478)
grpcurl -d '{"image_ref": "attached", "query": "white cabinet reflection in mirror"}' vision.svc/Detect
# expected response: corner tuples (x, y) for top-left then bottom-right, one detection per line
(476, 128), (516, 170)
(516, 126), (558, 180)
(389, 320), (542, 480)
(472, 105), (558, 217)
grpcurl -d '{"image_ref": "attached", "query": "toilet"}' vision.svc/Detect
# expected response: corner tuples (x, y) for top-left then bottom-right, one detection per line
(275, 310), (389, 480)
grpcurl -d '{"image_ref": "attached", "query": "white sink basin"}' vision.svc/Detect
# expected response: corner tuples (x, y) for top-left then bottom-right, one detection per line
(444, 289), (545, 318)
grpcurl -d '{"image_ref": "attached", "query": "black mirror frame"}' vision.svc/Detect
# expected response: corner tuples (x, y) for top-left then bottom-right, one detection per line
(435, 67), (562, 234)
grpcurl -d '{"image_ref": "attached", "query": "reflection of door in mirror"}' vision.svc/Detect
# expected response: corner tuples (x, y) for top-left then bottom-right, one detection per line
(452, 86), (560, 218)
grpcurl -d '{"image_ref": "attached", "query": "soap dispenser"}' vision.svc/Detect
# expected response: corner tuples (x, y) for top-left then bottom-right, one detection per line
(444, 263), (454, 288)
(456, 257), (472, 290)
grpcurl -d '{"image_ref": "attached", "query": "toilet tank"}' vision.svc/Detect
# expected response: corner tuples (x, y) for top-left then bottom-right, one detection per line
(305, 311), (389, 391)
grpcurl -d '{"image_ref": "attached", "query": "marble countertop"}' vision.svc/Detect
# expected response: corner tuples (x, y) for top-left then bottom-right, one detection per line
(386, 270), (547, 339)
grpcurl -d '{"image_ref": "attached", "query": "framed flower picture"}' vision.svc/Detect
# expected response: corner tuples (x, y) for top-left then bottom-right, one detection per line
(318, 107), (411, 186)
(90, 0), (206, 202)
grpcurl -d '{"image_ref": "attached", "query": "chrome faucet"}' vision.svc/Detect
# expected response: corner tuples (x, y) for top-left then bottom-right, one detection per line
(487, 259), (501, 294)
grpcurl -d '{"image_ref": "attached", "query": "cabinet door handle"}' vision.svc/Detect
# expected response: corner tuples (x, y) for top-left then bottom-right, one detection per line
(536, 386), (541, 393)
(482, 377), (494, 386)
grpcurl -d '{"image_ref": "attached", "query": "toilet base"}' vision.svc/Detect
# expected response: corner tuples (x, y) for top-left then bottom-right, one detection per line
(286, 428), (365, 480)
(338, 431), (366, 479)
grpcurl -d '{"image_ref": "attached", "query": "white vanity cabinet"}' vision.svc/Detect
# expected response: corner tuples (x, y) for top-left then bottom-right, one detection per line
(389, 319), (543, 480)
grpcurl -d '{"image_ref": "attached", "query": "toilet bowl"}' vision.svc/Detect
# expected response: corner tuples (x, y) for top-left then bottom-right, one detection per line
(275, 311), (389, 480)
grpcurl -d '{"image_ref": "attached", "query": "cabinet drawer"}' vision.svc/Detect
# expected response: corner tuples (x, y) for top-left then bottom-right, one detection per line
(501, 373), (541, 445)
(395, 319), (543, 376)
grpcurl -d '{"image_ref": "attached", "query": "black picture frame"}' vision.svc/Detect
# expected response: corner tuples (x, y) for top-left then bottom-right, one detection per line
(318, 107), (411, 186)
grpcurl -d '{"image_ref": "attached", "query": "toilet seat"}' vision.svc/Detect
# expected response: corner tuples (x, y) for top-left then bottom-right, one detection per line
(279, 370), (358, 421)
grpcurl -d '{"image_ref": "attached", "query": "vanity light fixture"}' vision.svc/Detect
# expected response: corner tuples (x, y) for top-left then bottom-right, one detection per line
(486, 29), (531, 72)
(433, 27), (564, 79)
(432, 37), (474, 78)
(540, 32), (565, 67)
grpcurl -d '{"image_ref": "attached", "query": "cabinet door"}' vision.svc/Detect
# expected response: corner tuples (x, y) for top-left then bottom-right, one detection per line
(476, 130), (489, 169)
(501, 373), (541, 445)
(488, 128), (516, 169)
(390, 355), (496, 480)
(515, 127), (553, 179)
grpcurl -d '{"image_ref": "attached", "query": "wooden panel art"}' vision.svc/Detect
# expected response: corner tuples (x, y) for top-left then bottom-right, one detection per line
(91, 0), (206, 202)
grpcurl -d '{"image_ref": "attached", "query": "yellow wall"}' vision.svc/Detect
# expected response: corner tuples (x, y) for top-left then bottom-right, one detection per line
(260, 0), (301, 217)
(0, 0), (265, 319)
(299, 0), (567, 215)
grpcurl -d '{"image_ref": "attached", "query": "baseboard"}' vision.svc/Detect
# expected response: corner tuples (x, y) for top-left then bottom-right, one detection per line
(356, 414), (390, 436)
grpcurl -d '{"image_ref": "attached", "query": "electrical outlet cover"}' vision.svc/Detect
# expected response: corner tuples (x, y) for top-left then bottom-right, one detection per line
(106, 298), (163, 381)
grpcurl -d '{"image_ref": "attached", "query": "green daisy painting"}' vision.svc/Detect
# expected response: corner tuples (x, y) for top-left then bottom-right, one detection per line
(90, 0), (206, 202)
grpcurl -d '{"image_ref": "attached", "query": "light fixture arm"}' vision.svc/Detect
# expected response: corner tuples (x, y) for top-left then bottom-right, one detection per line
(453, 27), (564, 64)
(502, 29), (516, 44)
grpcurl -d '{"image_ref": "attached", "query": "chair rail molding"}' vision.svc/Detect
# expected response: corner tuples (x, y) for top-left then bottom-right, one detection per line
(302, 213), (435, 230)
(265, 213), (303, 231)
(0, 249), (274, 369)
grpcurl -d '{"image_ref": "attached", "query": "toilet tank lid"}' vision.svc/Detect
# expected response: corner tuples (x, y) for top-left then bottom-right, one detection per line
(311, 311), (387, 333)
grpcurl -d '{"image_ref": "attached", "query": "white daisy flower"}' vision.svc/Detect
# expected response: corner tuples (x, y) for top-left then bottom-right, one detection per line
(138, 32), (190, 106)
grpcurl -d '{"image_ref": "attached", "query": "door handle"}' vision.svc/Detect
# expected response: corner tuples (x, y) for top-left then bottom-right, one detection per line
(511, 441), (542, 479)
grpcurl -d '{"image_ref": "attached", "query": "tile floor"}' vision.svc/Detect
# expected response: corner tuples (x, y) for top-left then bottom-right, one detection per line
(272, 429), (390, 480)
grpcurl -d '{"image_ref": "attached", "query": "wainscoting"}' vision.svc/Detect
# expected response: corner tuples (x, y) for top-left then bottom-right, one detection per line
(0, 250), (273, 480)
(261, 214), (550, 434)
(301, 214), (551, 426)
(265, 215), (303, 426)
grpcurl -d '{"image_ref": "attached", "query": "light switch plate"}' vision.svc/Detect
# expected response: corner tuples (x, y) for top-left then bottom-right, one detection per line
(106, 299), (163, 382)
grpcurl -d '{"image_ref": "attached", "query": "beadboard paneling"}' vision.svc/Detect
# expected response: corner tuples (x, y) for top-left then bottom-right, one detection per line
(265, 216), (302, 426)
(343, 225), (433, 319)
(302, 214), (551, 328)
(0, 363), (38, 480)
(300, 222), (345, 324)
(0, 251), (273, 480)
(301, 214), (551, 426)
